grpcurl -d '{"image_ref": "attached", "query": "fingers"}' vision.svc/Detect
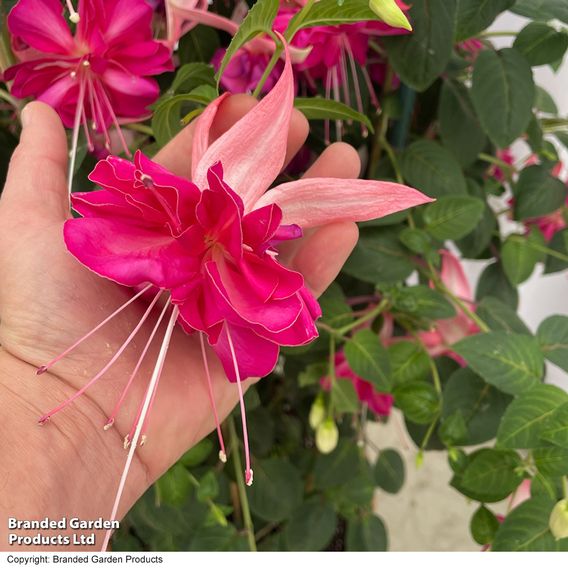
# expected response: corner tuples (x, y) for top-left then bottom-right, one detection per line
(0, 102), (69, 224)
(153, 94), (308, 179)
(291, 221), (359, 298)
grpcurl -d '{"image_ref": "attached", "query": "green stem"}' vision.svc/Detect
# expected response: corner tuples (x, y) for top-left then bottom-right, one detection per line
(228, 416), (257, 552)
(382, 137), (404, 184)
(479, 152), (517, 175)
(124, 123), (154, 136)
(563, 476), (568, 500)
(327, 334), (336, 418)
(420, 415), (439, 451)
(335, 298), (389, 337)
(284, 0), (316, 42)
(368, 65), (394, 177)
(252, 43), (282, 99)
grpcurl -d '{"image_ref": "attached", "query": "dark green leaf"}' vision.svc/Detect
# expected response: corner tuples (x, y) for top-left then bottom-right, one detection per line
(501, 232), (545, 285)
(374, 449), (405, 493)
(248, 459), (303, 522)
(470, 505), (501, 545)
(399, 227), (432, 254)
(453, 332), (544, 395)
(538, 315), (568, 372)
(424, 195), (485, 240)
(393, 286), (456, 320)
(476, 296), (532, 335)
(492, 497), (568, 551)
(442, 368), (512, 445)
(178, 26), (220, 65)
(388, 341), (431, 386)
(455, 0), (515, 41)
(383, 0), (457, 91)
(196, 471), (219, 502)
(394, 381), (440, 424)
(541, 402), (568, 448)
(512, 0), (568, 23)
(544, 229), (568, 274)
(497, 384), (568, 448)
(294, 97), (373, 132)
(314, 441), (360, 489)
(401, 140), (467, 198)
(535, 87), (558, 114)
(170, 62), (216, 94)
(179, 439), (213, 468)
(332, 379), (360, 413)
(319, 282), (354, 330)
(534, 447), (568, 476)
(514, 22), (568, 66)
(155, 464), (192, 507)
(344, 329), (391, 391)
(471, 48), (535, 148)
(346, 515), (388, 551)
(439, 79), (487, 166)
(284, 500), (337, 551)
(514, 165), (568, 220)
(476, 262), (519, 309)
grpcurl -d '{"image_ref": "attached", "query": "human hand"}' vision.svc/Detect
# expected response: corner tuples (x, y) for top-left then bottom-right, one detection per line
(0, 98), (360, 547)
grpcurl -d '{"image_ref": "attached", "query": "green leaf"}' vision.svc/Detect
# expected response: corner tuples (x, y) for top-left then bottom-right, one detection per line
(344, 227), (415, 284)
(394, 381), (440, 424)
(460, 449), (524, 500)
(298, 362), (327, 387)
(470, 505), (501, 546)
(178, 25), (220, 65)
(170, 62), (216, 94)
(533, 447), (568, 477)
(541, 402), (568, 448)
(439, 80), (487, 166)
(179, 438), (214, 467)
(196, 471), (219, 503)
(344, 329), (391, 391)
(393, 286), (456, 320)
(383, 0), (457, 91)
(455, 0), (515, 41)
(399, 227), (432, 254)
(424, 195), (485, 240)
(216, 0), (279, 83)
(514, 22), (568, 66)
(476, 262), (519, 310)
(314, 441), (360, 489)
(247, 458), (303, 522)
(538, 315), (568, 372)
(442, 368), (512, 445)
(492, 497), (568, 551)
(284, 500), (337, 551)
(374, 448), (405, 493)
(512, 0), (568, 23)
(346, 515), (388, 551)
(501, 231), (545, 285)
(476, 296), (532, 335)
(471, 48), (535, 148)
(332, 379), (360, 413)
(319, 282), (353, 329)
(514, 165), (568, 220)
(453, 332), (544, 395)
(401, 140), (467, 198)
(288, 0), (378, 29)
(497, 384), (568, 448)
(544, 229), (568, 274)
(155, 464), (192, 507)
(388, 341), (431, 386)
(294, 97), (374, 132)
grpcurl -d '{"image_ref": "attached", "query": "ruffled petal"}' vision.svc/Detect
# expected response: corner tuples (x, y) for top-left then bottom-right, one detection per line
(8, 0), (75, 55)
(193, 36), (294, 211)
(64, 217), (199, 288)
(255, 178), (433, 229)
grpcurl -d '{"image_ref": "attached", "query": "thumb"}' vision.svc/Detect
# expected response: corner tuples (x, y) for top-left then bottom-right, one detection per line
(0, 102), (69, 224)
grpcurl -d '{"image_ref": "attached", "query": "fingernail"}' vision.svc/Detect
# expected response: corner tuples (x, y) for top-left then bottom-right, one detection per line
(21, 105), (31, 128)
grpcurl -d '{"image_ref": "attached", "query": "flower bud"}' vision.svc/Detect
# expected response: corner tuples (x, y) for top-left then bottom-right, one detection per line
(369, 0), (412, 31)
(549, 499), (568, 540)
(316, 418), (339, 454)
(309, 394), (326, 430)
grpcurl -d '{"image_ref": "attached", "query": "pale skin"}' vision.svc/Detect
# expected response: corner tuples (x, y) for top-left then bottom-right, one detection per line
(0, 98), (360, 550)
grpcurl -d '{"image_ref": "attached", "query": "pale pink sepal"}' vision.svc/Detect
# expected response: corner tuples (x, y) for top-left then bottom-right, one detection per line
(193, 35), (294, 211)
(255, 178), (434, 229)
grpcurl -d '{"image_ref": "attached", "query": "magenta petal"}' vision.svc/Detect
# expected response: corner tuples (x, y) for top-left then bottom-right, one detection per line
(211, 323), (279, 381)
(64, 218), (198, 288)
(255, 178), (434, 229)
(8, 0), (75, 55)
(192, 38), (294, 211)
(242, 204), (283, 252)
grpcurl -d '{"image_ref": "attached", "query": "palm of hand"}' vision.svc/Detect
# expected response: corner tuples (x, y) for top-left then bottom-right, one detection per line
(0, 97), (359, 515)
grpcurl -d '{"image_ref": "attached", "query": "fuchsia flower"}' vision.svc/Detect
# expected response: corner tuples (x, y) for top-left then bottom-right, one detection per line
(36, 39), (431, 547)
(211, 47), (283, 95)
(4, 0), (172, 163)
(417, 251), (478, 360)
(489, 148), (515, 183)
(323, 352), (393, 417)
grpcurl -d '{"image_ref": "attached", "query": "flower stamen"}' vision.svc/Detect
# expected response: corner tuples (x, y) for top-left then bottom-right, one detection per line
(65, 0), (80, 24)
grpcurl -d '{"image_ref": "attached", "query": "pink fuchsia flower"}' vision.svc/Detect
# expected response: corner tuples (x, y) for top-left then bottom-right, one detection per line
(488, 148), (515, 183)
(323, 352), (394, 417)
(4, 0), (173, 172)
(37, 39), (431, 534)
(457, 38), (484, 61)
(211, 47), (283, 95)
(417, 250), (478, 360)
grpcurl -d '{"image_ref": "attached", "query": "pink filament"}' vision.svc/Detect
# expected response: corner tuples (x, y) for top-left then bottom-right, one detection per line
(199, 333), (227, 462)
(344, 39), (368, 138)
(101, 305), (180, 552)
(38, 290), (162, 424)
(105, 299), (172, 429)
(37, 284), (153, 375)
(225, 325), (253, 486)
